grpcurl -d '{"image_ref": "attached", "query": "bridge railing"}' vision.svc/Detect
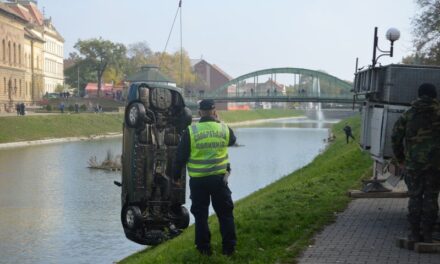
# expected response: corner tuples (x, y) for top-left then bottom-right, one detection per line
(184, 92), (361, 105)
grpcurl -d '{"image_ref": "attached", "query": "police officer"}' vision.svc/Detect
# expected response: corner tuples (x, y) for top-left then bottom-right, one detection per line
(174, 99), (237, 256)
(391, 83), (440, 243)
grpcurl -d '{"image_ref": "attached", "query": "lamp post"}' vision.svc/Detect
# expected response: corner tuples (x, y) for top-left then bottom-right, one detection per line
(371, 27), (400, 68)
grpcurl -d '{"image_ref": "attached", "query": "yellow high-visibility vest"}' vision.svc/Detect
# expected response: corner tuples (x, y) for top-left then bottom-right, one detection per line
(188, 121), (230, 177)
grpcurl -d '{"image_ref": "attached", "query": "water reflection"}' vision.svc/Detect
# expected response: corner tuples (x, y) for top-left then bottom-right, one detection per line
(0, 117), (336, 264)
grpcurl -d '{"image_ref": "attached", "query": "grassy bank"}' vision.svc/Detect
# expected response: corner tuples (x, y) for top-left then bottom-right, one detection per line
(0, 113), (123, 143)
(218, 109), (303, 123)
(0, 109), (302, 144)
(120, 116), (372, 264)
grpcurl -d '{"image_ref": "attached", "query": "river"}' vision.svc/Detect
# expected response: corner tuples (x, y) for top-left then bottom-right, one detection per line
(0, 113), (345, 264)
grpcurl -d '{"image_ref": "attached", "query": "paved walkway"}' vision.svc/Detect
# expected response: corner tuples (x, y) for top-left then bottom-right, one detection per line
(298, 198), (440, 264)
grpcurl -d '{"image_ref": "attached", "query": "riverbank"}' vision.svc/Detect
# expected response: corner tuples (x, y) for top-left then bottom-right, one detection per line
(119, 116), (372, 264)
(0, 113), (124, 144)
(0, 109), (303, 148)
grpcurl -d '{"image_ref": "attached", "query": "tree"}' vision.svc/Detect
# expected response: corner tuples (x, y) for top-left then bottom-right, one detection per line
(74, 38), (126, 97)
(148, 50), (198, 88)
(125, 41), (153, 76)
(412, 0), (440, 64)
(64, 58), (96, 96)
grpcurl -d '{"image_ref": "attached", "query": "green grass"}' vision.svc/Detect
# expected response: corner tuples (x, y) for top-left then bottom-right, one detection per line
(0, 113), (123, 143)
(119, 116), (372, 264)
(217, 109), (303, 123)
(0, 109), (302, 144)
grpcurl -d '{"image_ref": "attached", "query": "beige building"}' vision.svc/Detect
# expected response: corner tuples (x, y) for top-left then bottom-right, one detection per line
(0, 0), (63, 112)
(0, 3), (27, 112)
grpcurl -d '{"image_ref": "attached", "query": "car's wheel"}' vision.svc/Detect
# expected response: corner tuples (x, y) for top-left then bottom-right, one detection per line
(173, 206), (190, 229)
(121, 205), (142, 230)
(125, 102), (146, 128)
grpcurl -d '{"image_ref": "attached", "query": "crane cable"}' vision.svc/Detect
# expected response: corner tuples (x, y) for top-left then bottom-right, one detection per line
(159, 0), (183, 88)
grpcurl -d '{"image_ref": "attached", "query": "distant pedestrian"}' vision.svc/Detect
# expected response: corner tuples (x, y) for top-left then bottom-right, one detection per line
(273, 88), (277, 96)
(343, 123), (355, 143)
(19, 103), (25, 116)
(267, 88), (270, 96)
(16, 103), (20, 116)
(59, 102), (65, 113)
(74, 103), (79, 113)
(250, 88), (254, 96)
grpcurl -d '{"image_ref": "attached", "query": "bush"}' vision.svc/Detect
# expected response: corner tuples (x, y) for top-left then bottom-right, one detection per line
(46, 104), (52, 112)
(80, 104), (87, 112)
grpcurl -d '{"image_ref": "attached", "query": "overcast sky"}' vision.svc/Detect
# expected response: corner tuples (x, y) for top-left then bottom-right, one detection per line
(38, 0), (417, 81)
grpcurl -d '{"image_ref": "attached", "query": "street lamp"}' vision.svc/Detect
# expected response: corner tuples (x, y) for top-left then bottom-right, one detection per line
(371, 27), (400, 67)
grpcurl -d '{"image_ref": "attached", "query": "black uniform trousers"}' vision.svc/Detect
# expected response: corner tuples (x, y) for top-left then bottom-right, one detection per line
(189, 175), (237, 251)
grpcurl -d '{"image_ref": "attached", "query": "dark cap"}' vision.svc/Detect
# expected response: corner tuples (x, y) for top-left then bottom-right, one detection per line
(199, 99), (215, 110)
(418, 83), (437, 98)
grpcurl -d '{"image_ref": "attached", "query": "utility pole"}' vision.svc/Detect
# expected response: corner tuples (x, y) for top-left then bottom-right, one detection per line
(180, 0), (183, 90)
(77, 65), (79, 97)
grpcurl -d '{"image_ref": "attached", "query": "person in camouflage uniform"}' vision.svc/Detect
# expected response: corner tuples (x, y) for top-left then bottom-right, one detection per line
(391, 83), (440, 243)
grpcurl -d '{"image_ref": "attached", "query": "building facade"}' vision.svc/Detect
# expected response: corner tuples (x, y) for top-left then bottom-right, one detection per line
(0, 0), (63, 112)
(0, 3), (27, 112)
(190, 59), (232, 94)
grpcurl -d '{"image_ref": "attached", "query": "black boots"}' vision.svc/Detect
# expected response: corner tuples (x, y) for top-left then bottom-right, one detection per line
(408, 226), (421, 242)
(422, 226), (433, 243)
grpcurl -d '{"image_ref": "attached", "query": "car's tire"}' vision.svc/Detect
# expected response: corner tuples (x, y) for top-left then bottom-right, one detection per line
(125, 102), (146, 128)
(121, 205), (143, 230)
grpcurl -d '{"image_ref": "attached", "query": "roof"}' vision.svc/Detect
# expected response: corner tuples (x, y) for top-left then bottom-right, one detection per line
(24, 27), (44, 42)
(190, 59), (203, 67)
(211, 64), (233, 81)
(21, 1), (43, 25)
(85, 83), (114, 92)
(7, 4), (33, 21)
(5, 1), (64, 42)
(0, 2), (28, 22)
(126, 65), (175, 83)
(191, 58), (233, 81)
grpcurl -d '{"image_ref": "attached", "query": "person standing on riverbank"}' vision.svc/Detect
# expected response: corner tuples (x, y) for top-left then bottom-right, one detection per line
(174, 99), (237, 256)
(343, 123), (355, 143)
(391, 83), (440, 243)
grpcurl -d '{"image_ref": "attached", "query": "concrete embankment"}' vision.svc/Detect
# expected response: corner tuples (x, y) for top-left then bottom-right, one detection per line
(0, 133), (122, 150)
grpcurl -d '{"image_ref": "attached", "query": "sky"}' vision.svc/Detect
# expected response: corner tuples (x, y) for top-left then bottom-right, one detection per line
(37, 0), (417, 81)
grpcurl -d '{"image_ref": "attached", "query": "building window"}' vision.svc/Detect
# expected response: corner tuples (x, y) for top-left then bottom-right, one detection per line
(14, 79), (17, 94)
(3, 78), (6, 94)
(19, 79), (22, 96)
(13, 43), (16, 64)
(8, 41), (11, 63)
(18, 45), (21, 65)
(37, 56), (39, 69)
(2, 39), (5, 61)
